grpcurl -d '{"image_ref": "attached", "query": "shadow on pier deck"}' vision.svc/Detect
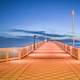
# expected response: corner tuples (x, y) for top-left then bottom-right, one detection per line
(0, 42), (80, 80)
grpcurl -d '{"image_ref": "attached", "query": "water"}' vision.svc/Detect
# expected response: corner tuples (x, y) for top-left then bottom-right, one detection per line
(0, 36), (80, 48)
(0, 36), (45, 48)
(58, 39), (80, 48)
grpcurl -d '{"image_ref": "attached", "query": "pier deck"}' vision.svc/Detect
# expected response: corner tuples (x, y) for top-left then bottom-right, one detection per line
(0, 42), (80, 80)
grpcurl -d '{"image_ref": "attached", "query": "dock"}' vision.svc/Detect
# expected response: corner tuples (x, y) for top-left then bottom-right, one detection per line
(0, 41), (80, 80)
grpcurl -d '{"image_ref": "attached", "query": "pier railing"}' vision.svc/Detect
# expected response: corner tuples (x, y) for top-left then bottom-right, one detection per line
(0, 41), (44, 62)
(55, 41), (80, 60)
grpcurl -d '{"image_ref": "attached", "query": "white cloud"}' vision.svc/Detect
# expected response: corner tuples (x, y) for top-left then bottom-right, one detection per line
(0, 31), (32, 38)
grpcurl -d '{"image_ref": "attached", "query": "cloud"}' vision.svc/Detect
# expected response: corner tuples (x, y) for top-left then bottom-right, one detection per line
(0, 29), (75, 39)
(6, 32), (29, 37)
(0, 31), (30, 38)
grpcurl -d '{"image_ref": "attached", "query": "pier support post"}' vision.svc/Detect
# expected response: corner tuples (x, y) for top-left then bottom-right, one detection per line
(78, 48), (80, 60)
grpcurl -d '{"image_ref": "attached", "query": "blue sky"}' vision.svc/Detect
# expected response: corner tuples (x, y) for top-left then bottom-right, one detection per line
(0, 0), (80, 37)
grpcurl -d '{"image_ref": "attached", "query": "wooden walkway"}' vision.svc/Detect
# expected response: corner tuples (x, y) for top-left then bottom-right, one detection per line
(0, 42), (80, 80)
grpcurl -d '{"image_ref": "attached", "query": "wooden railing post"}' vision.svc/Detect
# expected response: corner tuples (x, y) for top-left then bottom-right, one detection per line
(6, 51), (9, 61)
(78, 48), (80, 60)
(0, 41), (44, 62)
(18, 49), (21, 59)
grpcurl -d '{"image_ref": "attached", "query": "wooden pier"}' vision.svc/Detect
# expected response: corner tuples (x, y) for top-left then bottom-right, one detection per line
(0, 41), (80, 80)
